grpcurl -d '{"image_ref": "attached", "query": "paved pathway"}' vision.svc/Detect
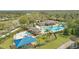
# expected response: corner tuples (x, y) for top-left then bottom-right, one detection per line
(0, 28), (21, 38)
(58, 40), (74, 49)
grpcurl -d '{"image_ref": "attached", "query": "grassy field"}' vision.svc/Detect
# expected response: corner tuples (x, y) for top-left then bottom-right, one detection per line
(0, 36), (13, 49)
(0, 28), (22, 49)
(0, 32), (71, 49)
(37, 34), (71, 49)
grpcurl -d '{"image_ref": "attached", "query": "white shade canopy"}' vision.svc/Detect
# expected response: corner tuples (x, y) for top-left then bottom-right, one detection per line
(13, 31), (28, 40)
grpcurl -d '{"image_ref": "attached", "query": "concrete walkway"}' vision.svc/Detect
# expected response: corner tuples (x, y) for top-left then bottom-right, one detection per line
(58, 40), (74, 49)
(0, 28), (21, 39)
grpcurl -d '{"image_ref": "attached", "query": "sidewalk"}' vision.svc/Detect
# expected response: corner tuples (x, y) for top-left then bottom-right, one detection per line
(58, 40), (74, 49)
(0, 28), (20, 39)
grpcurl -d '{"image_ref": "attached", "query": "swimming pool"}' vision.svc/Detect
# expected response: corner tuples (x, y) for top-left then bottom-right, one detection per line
(25, 31), (31, 34)
(48, 26), (64, 32)
(42, 25), (65, 32)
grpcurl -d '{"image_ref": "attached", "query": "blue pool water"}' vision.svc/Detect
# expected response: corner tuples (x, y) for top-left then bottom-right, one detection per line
(43, 25), (64, 32)
(49, 26), (64, 32)
(25, 31), (31, 34)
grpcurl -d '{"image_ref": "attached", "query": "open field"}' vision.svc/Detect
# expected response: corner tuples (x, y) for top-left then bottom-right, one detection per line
(0, 34), (71, 49)
(37, 35), (71, 49)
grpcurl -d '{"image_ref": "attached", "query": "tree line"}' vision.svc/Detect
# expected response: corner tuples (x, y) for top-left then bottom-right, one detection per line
(19, 11), (79, 37)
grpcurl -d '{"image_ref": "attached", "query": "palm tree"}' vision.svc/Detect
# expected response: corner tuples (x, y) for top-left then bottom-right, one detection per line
(53, 33), (57, 39)
(45, 31), (57, 42)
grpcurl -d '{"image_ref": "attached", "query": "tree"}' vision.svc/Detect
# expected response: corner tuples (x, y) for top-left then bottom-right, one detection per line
(45, 31), (57, 41)
(53, 33), (57, 39)
(65, 19), (76, 35)
(0, 23), (5, 30)
(19, 16), (29, 29)
(19, 12), (48, 29)
(75, 25), (79, 36)
(19, 16), (29, 24)
(63, 28), (69, 35)
(30, 12), (47, 22)
(48, 15), (57, 20)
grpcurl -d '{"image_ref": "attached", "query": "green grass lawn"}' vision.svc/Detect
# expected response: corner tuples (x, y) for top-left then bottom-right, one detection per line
(0, 32), (71, 49)
(37, 34), (71, 49)
(0, 36), (13, 49)
(0, 28), (22, 49)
